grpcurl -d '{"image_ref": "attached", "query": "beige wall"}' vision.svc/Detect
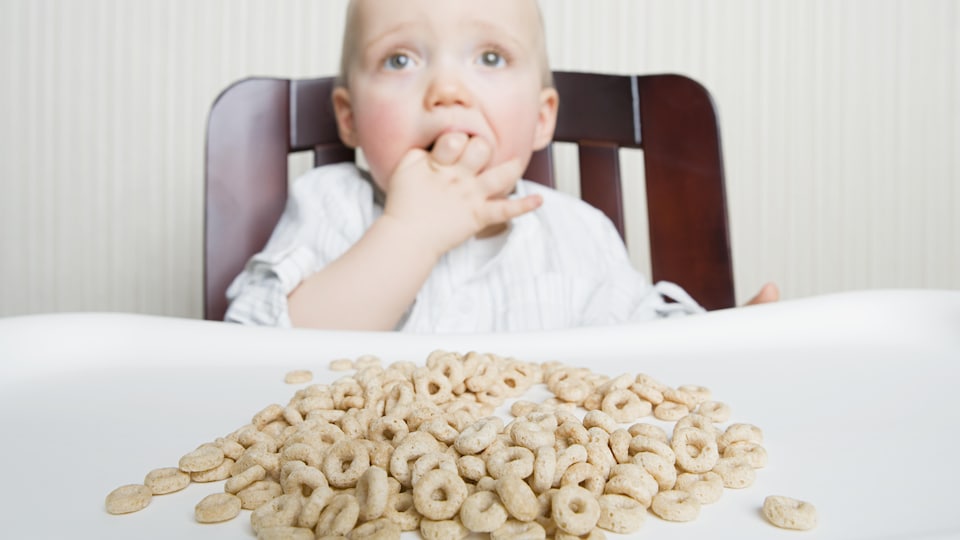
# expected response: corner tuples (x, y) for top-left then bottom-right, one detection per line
(1, 0), (957, 318)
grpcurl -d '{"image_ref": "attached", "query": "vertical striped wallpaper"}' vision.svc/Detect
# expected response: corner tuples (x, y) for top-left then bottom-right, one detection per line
(1, 0), (957, 318)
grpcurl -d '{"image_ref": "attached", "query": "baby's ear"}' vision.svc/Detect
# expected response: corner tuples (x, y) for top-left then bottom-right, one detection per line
(332, 87), (358, 148)
(532, 87), (559, 151)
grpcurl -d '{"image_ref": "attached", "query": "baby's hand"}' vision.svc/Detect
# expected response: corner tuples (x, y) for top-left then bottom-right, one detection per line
(381, 132), (542, 257)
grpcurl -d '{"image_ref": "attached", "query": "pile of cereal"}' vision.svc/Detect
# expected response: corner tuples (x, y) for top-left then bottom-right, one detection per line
(105, 350), (816, 538)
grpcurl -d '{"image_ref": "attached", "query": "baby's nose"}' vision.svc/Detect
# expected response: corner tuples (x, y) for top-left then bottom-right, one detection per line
(424, 69), (474, 109)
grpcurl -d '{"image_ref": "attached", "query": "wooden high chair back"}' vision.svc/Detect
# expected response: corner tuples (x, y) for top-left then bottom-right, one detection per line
(204, 72), (735, 321)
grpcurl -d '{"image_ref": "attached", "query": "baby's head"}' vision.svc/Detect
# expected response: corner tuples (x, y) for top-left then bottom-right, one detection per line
(331, 0), (559, 190)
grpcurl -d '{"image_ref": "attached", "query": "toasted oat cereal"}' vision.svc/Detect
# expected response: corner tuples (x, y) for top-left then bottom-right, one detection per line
(108, 349), (793, 539)
(143, 467), (190, 495)
(257, 527), (316, 540)
(651, 490), (700, 522)
(105, 484), (152, 514)
(284, 370), (313, 384)
(194, 492), (241, 523)
(178, 444), (225, 473)
(763, 495), (817, 530)
(328, 358), (354, 371)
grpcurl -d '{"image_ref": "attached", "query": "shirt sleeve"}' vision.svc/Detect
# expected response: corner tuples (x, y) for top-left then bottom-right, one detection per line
(570, 200), (705, 325)
(223, 164), (369, 327)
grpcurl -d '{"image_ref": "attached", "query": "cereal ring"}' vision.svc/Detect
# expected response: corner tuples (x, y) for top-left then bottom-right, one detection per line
(332, 378), (365, 410)
(608, 428), (631, 464)
(651, 490), (700, 522)
(675, 471), (724, 504)
(454, 417), (503, 455)
(418, 518), (469, 540)
(486, 446), (534, 480)
(582, 410), (618, 433)
(555, 530), (606, 540)
(252, 404), (285, 430)
(634, 373), (669, 392)
(391, 432), (442, 488)
(604, 464), (657, 507)
(298, 487), (335, 529)
(531, 445), (557, 493)
(413, 367), (454, 404)
(723, 441), (768, 468)
(552, 485), (601, 536)
(456, 455), (487, 482)
(411, 452), (458, 487)
(629, 435), (676, 465)
(412, 469), (468, 521)
(653, 401), (689, 421)
(556, 421), (590, 449)
(144, 467), (190, 495)
(349, 517), (401, 540)
(282, 405), (305, 426)
(671, 427), (720, 473)
(418, 417), (459, 445)
(510, 420), (556, 450)
(225, 463), (267, 494)
(284, 370), (313, 384)
(179, 444), (225, 473)
(257, 526), (315, 540)
(322, 440), (371, 488)
(763, 495), (817, 530)
(635, 452), (677, 491)
(585, 442), (615, 479)
(677, 384), (712, 405)
(629, 382), (664, 405)
(194, 492), (241, 523)
(282, 465), (328, 497)
(281, 442), (323, 469)
(717, 423), (764, 452)
(490, 519), (547, 540)
(216, 437), (247, 460)
(697, 400), (731, 422)
(597, 493), (645, 534)
(383, 490), (421, 532)
(237, 480), (283, 510)
(366, 440), (394, 471)
(329, 358), (354, 371)
(316, 493), (360, 537)
(627, 422), (669, 443)
(586, 427), (610, 447)
(105, 484), (152, 514)
(560, 462), (604, 498)
(459, 490), (508, 533)
(367, 415), (409, 446)
(190, 457), (235, 483)
(250, 493), (302, 533)
(713, 456), (756, 489)
(601, 388), (651, 422)
(553, 445), (588, 487)
(354, 354), (381, 369)
(356, 466), (390, 522)
(495, 475), (540, 522)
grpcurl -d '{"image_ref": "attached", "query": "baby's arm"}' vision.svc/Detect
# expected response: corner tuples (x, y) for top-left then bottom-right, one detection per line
(287, 133), (541, 330)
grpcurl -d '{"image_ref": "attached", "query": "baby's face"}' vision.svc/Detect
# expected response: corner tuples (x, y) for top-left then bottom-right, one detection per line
(333, 0), (557, 191)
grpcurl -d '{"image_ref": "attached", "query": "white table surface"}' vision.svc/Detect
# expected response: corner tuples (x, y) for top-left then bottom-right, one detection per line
(1, 289), (958, 540)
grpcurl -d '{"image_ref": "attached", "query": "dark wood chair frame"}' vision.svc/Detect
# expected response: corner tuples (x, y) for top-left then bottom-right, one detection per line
(204, 71), (735, 321)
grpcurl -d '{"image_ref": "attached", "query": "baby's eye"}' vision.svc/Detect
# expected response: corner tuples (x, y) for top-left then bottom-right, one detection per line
(477, 50), (506, 68)
(384, 53), (412, 70)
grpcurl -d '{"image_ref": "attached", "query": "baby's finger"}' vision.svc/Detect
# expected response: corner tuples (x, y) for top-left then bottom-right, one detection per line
(430, 132), (469, 167)
(458, 136), (493, 173)
(478, 195), (543, 226)
(477, 158), (525, 198)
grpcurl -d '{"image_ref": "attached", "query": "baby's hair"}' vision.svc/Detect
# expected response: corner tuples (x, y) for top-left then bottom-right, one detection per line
(336, 0), (554, 89)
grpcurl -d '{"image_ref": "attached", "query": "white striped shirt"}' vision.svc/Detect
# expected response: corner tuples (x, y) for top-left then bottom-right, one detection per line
(224, 163), (703, 332)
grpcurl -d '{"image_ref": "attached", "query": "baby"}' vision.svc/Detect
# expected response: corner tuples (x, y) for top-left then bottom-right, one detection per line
(224, 0), (777, 331)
